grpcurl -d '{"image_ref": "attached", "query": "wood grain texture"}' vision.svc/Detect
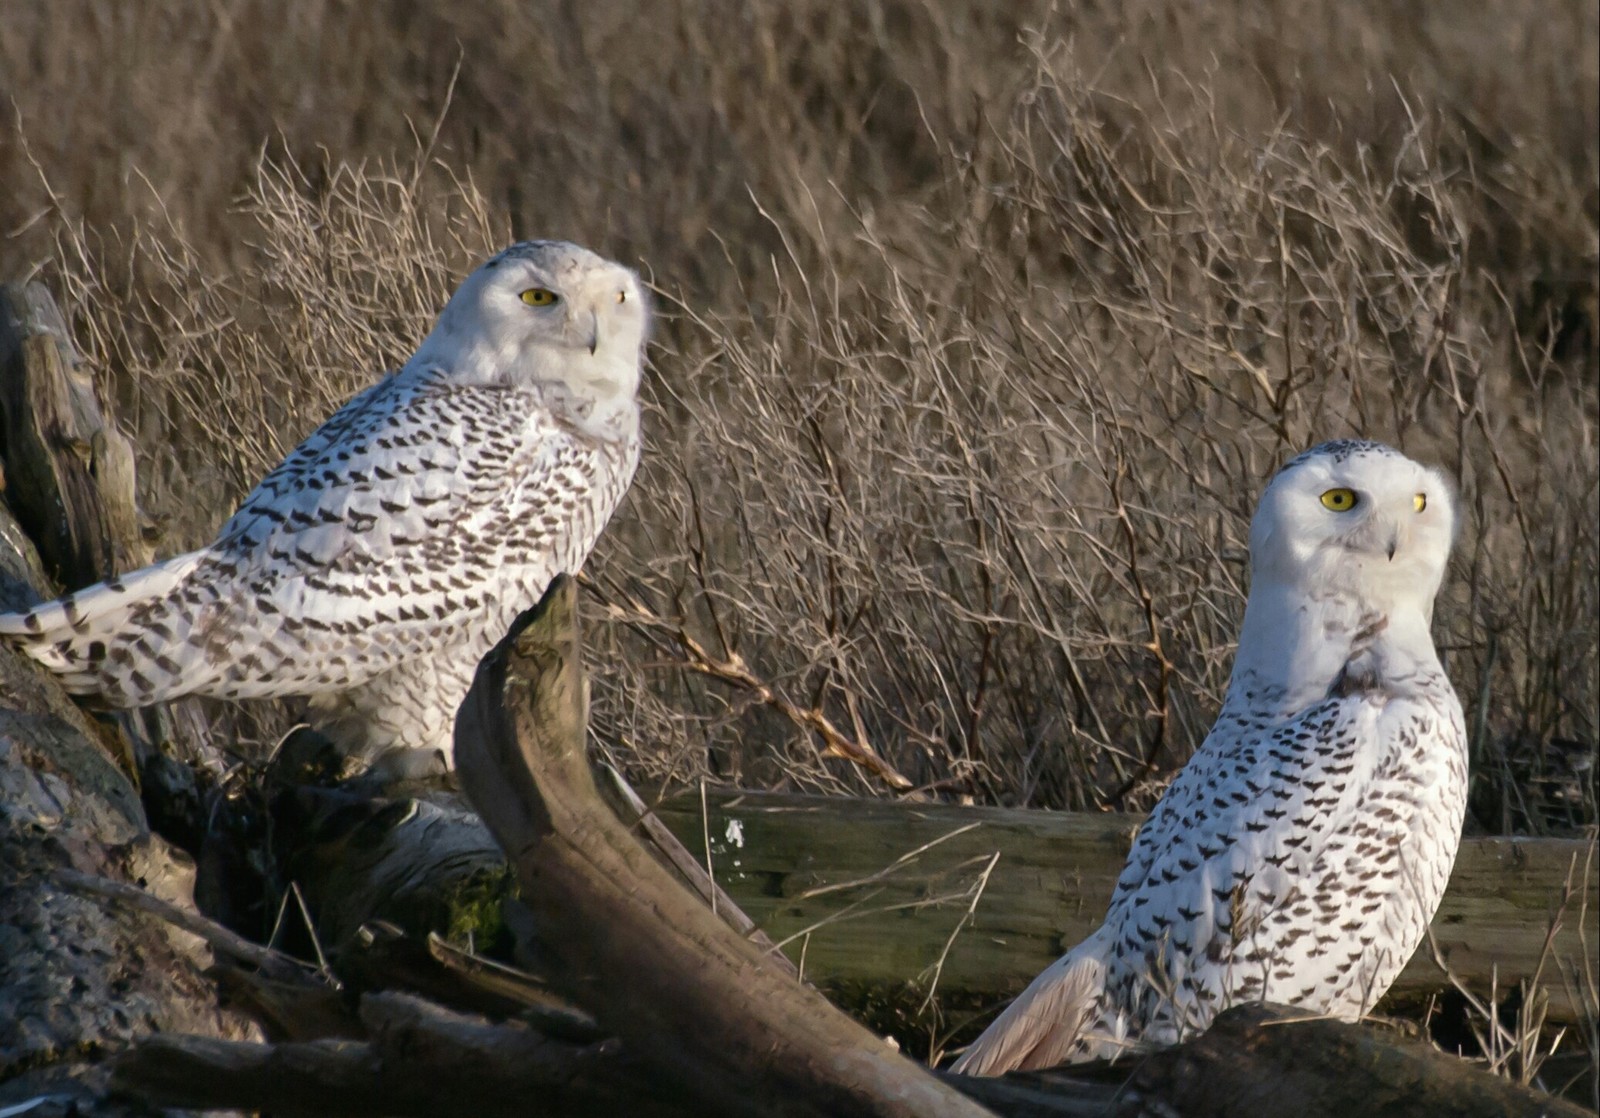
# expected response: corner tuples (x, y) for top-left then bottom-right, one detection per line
(651, 793), (1598, 1023)
(0, 281), (146, 590)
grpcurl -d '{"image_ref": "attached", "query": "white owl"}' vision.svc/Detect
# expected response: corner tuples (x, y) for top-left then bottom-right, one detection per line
(953, 440), (1468, 1075)
(0, 241), (648, 776)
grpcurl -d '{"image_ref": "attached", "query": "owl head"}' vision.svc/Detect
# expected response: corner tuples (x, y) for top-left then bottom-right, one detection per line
(1249, 440), (1457, 615)
(422, 240), (650, 415)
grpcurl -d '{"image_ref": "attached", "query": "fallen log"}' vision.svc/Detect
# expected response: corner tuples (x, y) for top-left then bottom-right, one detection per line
(112, 990), (702, 1118)
(453, 575), (995, 1118)
(275, 779), (1596, 1031)
(114, 994), (1593, 1117)
(0, 290), (256, 1113)
(949, 1002), (1593, 1118)
(272, 784), (518, 951)
(651, 792), (1598, 1026)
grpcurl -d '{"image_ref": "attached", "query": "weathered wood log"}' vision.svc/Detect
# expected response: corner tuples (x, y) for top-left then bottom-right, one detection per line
(1117, 1002), (1592, 1118)
(947, 1003), (1593, 1118)
(112, 994), (1589, 1117)
(0, 289), (258, 1112)
(276, 775), (1596, 1032)
(453, 575), (997, 1118)
(597, 760), (798, 978)
(0, 281), (147, 590)
(273, 784), (518, 951)
(335, 921), (600, 1038)
(0, 504), (256, 1111)
(652, 793), (1599, 1026)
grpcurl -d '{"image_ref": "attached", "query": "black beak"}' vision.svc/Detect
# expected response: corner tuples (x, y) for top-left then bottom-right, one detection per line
(587, 311), (599, 356)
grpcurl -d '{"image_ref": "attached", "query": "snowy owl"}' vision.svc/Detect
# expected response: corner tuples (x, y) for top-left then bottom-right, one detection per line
(0, 240), (648, 776)
(953, 440), (1468, 1075)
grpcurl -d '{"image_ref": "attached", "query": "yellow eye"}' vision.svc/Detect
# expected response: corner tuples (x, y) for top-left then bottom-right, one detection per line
(1320, 487), (1358, 512)
(1413, 493), (1427, 512)
(520, 288), (559, 306)
(616, 290), (627, 304)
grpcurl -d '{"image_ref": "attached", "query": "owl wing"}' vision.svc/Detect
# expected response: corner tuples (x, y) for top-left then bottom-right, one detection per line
(23, 365), (627, 706)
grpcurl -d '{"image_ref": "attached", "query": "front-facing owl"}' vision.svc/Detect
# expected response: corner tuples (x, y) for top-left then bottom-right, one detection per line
(0, 241), (648, 776)
(954, 440), (1469, 1075)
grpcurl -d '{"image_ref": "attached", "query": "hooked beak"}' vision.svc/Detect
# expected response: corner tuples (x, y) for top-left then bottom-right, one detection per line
(586, 310), (599, 356)
(1385, 528), (1399, 561)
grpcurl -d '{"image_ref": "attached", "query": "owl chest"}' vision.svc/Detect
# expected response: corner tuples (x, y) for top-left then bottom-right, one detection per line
(1105, 695), (1464, 969)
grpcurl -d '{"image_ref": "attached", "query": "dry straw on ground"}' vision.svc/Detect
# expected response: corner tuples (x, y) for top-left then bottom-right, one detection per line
(0, 3), (1594, 828)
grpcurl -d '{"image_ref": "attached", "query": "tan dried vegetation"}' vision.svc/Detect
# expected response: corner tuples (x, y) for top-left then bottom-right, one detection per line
(0, 1), (1594, 829)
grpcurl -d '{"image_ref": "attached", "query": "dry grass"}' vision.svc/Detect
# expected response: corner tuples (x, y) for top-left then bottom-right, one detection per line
(1, 3), (1594, 830)
(1423, 837), (1600, 1104)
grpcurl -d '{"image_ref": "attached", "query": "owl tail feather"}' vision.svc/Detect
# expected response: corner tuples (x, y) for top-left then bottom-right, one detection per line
(0, 550), (207, 697)
(951, 929), (1112, 1076)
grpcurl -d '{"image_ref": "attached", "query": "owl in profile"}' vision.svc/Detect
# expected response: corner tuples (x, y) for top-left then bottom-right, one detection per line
(954, 440), (1468, 1075)
(0, 240), (648, 776)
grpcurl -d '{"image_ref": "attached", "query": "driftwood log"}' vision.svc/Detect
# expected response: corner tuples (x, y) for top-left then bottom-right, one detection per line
(452, 576), (994, 1118)
(0, 286), (256, 1114)
(273, 780), (1597, 1031)
(0, 660), (257, 1110)
(0, 282), (146, 591)
(950, 1002), (1594, 1118)
(112, 989), (704, 1118)
(651, 792), (1600, 1025)
(112, 996), (1598, 1118)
